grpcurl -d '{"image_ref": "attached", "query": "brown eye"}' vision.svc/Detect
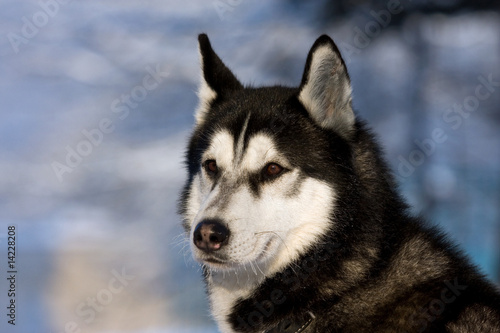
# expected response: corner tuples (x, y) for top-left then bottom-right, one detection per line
(265, 163), (283, 177)
(204, 160), (218, 174)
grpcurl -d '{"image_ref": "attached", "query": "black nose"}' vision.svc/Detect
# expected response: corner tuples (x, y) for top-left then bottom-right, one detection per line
(193, 219), (230, 253)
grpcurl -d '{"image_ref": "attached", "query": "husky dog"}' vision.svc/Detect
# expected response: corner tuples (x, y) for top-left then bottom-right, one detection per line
(178, 34), (500, 332)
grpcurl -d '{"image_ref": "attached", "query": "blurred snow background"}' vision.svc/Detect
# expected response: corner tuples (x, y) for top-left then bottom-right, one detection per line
(0, 0), (499, 332)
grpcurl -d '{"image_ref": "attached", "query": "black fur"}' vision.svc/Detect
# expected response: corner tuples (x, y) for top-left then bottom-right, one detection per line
(179, 34), (500, 332)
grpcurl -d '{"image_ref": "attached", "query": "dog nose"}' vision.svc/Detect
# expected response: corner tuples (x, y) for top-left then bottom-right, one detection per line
(193, 220), (230, 252)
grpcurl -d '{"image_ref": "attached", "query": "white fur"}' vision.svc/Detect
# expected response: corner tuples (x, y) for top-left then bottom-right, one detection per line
(202, 130), (234, 171)
(299, 45), (355, 137)
(186, 130), (335, 332)
(194, 79), (217, 125)
(239, 133), (290, 172)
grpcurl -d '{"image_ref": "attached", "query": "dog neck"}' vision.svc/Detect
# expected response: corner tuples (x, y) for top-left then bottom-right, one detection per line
(207, 266), (268, 333)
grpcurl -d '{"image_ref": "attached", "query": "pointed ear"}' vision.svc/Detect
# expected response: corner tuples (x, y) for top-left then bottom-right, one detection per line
(298, 35), (355, 138)
(195, 34), (243, 125)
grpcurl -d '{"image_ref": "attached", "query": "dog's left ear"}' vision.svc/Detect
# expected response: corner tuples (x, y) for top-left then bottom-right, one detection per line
(299, 35), (355, 139)
(195, 34), (243, 125)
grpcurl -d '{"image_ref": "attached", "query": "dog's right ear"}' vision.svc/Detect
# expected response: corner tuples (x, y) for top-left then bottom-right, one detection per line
(195, 34), (243, 125)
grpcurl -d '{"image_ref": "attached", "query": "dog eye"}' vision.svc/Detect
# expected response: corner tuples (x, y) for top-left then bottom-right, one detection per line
(204, 160), (218, 174)
(264, 163), (284, 177)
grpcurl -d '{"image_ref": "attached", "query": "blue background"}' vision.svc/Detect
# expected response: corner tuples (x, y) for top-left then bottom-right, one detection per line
(0, 1), (499, 332)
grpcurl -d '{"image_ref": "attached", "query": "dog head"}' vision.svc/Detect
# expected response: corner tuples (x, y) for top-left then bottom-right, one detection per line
(179, 34), (356, 274)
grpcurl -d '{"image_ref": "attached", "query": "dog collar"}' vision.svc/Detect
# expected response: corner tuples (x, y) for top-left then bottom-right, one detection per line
(264, 312), (315, 333)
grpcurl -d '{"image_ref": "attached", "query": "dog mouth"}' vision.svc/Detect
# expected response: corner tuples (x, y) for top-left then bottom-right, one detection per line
(197, 235), (279, 270)
(203, 257), (227, 265)
(196, 252), (229, 267)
